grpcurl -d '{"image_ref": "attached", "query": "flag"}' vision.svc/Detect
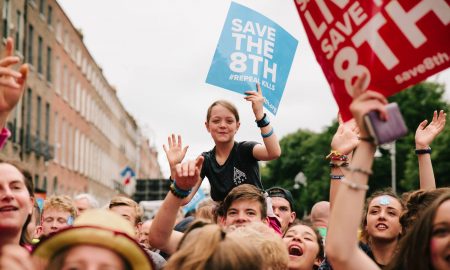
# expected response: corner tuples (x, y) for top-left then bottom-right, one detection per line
(120, 166), (136, 185)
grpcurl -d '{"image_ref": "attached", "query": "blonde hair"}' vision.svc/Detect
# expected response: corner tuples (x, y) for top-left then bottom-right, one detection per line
(195, 199), (218, 223)
(206, 100), (240, 122)
(109, 196), (142, 226)
(165, 223), (263, 270)
(229, 222), (289, 270)
(43, 195), (77, 219)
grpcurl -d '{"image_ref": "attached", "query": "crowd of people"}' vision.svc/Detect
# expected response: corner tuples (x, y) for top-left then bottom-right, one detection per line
(1, 36), (449, 270)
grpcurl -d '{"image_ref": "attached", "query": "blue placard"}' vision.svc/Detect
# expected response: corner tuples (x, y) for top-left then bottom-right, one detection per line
(206, 2), (298, 115)
(182, 188), (206, 214)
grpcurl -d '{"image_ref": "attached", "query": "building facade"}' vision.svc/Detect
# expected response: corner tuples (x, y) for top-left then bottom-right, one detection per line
(0, 0), (162, 204)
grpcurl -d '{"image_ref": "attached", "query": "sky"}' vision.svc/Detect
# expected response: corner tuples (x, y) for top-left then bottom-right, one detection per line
(57, 0), (450, 178)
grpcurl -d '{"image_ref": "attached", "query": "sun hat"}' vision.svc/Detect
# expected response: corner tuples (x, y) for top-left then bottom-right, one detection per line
(266, 187), (295, 211)
(33, 209), (154, 270)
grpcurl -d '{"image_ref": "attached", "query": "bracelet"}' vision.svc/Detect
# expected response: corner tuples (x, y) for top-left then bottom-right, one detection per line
(255, 113), (270, 128)
(358, 136), (374, 142)
(330, 174), (344, 180)
(341, 178), (369, 190)
(169, 181), (192, 199)
(342, 166), (373, 176)
(415, 147), (431, 155)
(329, 162), (349, 168)
(261, 127), (274, 138)
(326, 150), (348, 161)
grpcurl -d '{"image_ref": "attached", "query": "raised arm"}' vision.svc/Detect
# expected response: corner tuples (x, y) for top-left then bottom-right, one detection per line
(245, 83), (281, 161)
(414, 110), (446, 190)
(326, 75), (386, 270)
(0, 37), (28, 132)
(328, 118), (359, 209)
(148, 156), (204, 254)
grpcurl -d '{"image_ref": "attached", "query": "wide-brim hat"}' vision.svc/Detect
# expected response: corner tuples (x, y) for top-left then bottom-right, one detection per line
(33, 209), (153, 270)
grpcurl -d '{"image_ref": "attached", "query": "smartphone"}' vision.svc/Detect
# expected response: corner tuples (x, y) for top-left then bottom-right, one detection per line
(364, 102), (408, 145)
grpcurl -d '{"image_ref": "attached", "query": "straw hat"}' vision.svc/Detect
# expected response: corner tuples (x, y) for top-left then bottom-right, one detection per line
(33, 209), (153, 270)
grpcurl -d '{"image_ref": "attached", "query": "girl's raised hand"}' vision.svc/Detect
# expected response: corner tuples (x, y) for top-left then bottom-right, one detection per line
(244, 83), (265, 120)
(415, 110), (447, 149)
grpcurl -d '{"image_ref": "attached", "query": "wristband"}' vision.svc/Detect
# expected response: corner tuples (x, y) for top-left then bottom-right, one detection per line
(261, 128), (274, 138)
(415, 147), (431, 155)
(256, 113), (270, 128)
(169, 181), (192, 199)
(329, 162), (349, 168)
(341, 178), (369, 191)
(358, 136), (374, 142)
(342, 166), (373, 176)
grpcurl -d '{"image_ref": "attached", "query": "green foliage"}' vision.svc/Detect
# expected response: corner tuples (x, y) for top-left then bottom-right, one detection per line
(262, 82), (450, 216)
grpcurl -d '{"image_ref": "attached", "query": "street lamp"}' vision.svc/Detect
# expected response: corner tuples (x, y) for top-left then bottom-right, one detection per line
(375, 141), (397, 194)
(294, 172), (307, 190)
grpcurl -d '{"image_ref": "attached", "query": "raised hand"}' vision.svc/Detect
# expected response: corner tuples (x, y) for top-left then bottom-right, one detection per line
(415, 110), (447, 149)
(331, 117), (360, 155)
(163, 134), (189, 168)
(349, 74), (388, 136)
(173, 156), (204, 191)
(244, 83), (265, 120)
(0, 38), (28, 122)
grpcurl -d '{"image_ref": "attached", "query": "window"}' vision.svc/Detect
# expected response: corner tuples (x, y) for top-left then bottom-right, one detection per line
(45, 103), (50, 143)
(34, 175), (40, 190)
(74, 129), (79, 171)
(37, 36), (43, 74)
(63, 64), (68, 100)
(27, 24), (34, 65)
(53, 177), (58, 194)
(39, 0), (45, 15)
(36, 96), (41, 138)
(15, 10), (23, 53)
(2, 0), (10, 39)
(26, 89), (32, 136)
(75, 82), (80, 111)
(61, 118), (66, 166)
(56, 20), (62, 42)
(54, 112), (58, 162)
(43, 177), (47, 191)
(47, 5), (52, 26)
(46, 47), (52, 82)
(54, 57), (60, 93)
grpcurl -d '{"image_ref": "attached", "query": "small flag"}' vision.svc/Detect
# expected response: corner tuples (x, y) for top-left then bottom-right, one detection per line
(120, 166), (136, 185)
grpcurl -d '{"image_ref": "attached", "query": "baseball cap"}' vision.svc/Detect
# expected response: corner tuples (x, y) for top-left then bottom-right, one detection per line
(266, 187), (295, 211)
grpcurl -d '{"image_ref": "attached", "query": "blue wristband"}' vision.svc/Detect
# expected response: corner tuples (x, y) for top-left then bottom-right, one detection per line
(261, 128), (274, 138)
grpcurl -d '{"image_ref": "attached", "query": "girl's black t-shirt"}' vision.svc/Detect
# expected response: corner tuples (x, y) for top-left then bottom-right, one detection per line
(201, 141), (262, 201)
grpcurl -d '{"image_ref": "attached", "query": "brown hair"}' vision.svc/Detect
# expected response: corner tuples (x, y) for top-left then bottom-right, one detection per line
(165, 222), (263, 270)
(361, 188), (405, 243)
(0, 158), (34, 246)
(195, 199), (218, 223)
(221, 184), (267, 220)
(0, 158), (34, 197)
(400, 187), (450, 232)
(206, 100), (240, 122)
(386, 191), (450, 270)
(229, 222), (289, 270)
(284, 220), (325, 264)
(109, 196), (142, 226)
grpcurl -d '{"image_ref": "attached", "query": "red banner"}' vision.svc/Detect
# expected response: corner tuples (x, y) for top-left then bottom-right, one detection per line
(294, 0), (450, 121)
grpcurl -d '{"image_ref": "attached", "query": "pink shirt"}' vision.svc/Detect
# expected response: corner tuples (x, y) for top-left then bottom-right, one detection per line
(0, 127), (11, 149)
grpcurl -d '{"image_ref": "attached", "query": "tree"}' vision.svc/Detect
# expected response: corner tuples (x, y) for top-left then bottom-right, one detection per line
(262, 81), (449, 215)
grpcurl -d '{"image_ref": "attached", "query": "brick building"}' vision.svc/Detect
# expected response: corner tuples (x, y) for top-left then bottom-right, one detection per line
(0, 0), (162, 204)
